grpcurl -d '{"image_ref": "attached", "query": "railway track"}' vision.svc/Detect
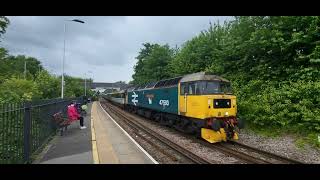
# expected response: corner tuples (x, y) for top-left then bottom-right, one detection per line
(195, 139), (303, 164)
(100, 101), (213, 164)
(101, 99), (304, 164)
(225, 141), (304, 164)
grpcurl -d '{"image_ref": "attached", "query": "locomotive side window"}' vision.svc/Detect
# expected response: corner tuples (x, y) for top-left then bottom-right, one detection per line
(180, 84), (184, 95)
(188, 82), (196, 95)
(180, 83), (188, 95)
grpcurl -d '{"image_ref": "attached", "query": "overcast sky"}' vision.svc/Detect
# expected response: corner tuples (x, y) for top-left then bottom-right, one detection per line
(1, 16), (232, 83)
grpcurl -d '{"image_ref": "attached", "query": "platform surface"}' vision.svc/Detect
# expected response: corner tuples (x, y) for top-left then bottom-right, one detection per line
(92, 101), (155, 164)
(36, 101), (156, 164)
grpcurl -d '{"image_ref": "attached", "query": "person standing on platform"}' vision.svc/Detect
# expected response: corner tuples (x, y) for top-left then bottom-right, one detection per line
(67, 102), (86, 129)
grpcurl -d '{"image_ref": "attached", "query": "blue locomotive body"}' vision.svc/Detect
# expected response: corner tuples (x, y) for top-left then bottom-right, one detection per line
(127, 86), (178, 115)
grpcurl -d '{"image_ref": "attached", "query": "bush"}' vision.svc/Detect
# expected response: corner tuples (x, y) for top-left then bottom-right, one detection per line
(0, 77), (41, 103)
(236, 80), (320, 133)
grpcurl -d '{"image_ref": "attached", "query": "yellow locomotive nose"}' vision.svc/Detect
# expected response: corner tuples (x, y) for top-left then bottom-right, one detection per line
(201, 128), (227, 143)
(201, 128), (238, 143)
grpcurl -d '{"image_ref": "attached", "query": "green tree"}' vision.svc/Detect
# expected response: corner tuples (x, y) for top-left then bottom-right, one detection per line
(132, 43), (174, 85)
(35, 71), (60, 99)
(0, 48), (10, 83)
(170, 22), (228, 76)
(0, 54), (43, 82)
(63, 75), (87, 98)
(0, 16), (9, 40)
(0, 77), (41, 103)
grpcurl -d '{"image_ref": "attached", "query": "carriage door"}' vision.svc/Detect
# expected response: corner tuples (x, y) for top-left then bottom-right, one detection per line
(179, 83), (188, 114)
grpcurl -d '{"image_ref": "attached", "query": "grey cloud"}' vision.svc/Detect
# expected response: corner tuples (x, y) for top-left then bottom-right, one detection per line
(1, 16), (232, 82)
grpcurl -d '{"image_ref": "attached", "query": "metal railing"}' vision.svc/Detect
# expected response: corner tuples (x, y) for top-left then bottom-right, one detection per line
(0, 98), (80, 164)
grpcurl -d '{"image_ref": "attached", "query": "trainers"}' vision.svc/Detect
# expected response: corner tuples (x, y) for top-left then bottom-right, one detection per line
(80, 126), (87, 130)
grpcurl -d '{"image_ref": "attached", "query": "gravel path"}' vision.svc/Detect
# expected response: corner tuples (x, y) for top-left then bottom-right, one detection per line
(237, 129), (320, 164)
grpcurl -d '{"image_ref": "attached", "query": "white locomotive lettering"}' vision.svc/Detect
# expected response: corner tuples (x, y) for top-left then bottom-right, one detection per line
(159, 100), (169, 106)
(131, 91), (138, 106)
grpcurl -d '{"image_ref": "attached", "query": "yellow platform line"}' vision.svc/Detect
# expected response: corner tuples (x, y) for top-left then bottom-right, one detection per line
(91, 103), (100, 164)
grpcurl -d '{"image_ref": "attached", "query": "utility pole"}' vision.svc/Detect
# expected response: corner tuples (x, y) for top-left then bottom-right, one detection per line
(24, 61), (27, 79)
(61, 22), (66, 99)
(85, 76), (87, 97)
(84, 71), (92, 97)
(61, 19), (85, 99)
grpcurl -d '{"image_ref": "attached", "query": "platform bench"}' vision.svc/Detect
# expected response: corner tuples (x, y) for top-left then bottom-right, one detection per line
(52, 112), (71, 136)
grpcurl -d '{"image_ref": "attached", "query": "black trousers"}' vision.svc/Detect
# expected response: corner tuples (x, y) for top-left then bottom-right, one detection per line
(79, 116), (84, 126)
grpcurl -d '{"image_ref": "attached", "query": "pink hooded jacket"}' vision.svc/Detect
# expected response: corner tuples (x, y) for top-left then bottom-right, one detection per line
(67, 104), (80, 122)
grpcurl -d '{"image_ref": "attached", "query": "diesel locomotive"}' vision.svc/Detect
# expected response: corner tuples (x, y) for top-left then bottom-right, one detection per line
(103, 72), (243, 143)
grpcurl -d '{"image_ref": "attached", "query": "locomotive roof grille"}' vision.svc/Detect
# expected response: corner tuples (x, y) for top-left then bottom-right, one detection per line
(180, 72), (230, 83)
(126, 72), (229, 92)
(154, 77), (182, 88)
(145, 81), (157, 88)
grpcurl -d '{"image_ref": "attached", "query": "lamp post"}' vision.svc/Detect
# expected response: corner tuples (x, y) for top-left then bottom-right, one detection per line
(84, 71), (92, 97)
(61, 18), (85, 99)
(24, 61), (27, 79)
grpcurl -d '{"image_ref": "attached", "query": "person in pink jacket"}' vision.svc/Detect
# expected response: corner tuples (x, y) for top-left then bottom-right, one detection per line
(67, 102), (86, 129)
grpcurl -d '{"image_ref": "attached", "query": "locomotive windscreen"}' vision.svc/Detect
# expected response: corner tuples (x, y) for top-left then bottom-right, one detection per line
(181, 81), (232, 95)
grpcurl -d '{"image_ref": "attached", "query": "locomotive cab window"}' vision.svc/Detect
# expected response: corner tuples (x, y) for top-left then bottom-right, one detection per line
(180, 83), (188, 95)
(180, 81), (232, 95)
(188, 83), (196, 95)
(180, 82), (197, 95)
(198, 81), (232, 95)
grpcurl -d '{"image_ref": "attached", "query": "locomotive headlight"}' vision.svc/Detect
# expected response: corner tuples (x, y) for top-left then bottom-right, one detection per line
(225, 112), (229, 116)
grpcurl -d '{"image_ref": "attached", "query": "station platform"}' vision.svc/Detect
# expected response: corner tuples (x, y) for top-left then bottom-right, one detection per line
(91, 101), (156, 164)
(36, 103), (93, 164)
(35, 101), (156, 164)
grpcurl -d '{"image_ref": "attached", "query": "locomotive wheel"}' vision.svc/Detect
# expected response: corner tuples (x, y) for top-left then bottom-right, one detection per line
(168, 119), (175, 127)
(154, 114), (160, 122)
